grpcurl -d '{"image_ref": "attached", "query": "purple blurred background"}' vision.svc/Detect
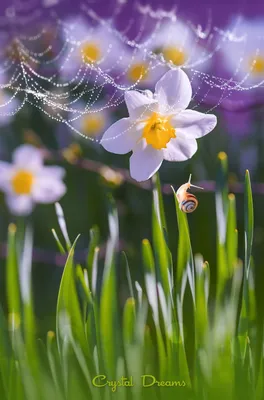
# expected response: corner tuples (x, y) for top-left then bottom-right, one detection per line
(0, 0), (263, 31)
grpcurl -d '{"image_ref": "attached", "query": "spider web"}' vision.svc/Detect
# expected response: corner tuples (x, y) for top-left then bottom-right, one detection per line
(0, 0), (264, 142)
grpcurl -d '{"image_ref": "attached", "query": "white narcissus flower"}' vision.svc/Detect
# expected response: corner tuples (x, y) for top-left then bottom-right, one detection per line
(68, 100), (111, 139)
(119, 47), (164, 88)
(148, 19), (211, 72)
(0, 145), (66, 215)
(0, 89), (20, 126)
(101, 69), (217, 182)
(218, 17), (264, 85)
(0, 70), (21, 126)
(59, 17), (126, 80)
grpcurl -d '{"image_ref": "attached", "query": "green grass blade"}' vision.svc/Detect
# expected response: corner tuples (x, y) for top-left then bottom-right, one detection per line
(86, 226), (100, 290)
(152, 173), (167, 231)
(226, 193), (238, 276)
(51, 228), (66, 254)
(152, 174), (171, 300)
(122, 251), (135, 300)
(215, 152), (229, 301)
(55, 203), (71, 251)
(172, 187), (195, 302)
(56, 234), (92, 366)
(244, 170), (254, 276)
(100, 259), (118, 377)
(99, 196), (119, 377)
(6, 224), (20, 316)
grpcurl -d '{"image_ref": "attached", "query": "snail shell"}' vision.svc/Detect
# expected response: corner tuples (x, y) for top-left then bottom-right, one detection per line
(176, 175), (203, 214)
(180, 194), (198, 213)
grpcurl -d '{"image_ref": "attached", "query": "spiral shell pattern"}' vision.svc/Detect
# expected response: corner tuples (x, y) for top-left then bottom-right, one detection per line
(180, 194), (198, 213)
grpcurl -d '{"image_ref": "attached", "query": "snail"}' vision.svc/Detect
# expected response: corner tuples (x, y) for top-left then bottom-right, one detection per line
(176, 174), (203, 213)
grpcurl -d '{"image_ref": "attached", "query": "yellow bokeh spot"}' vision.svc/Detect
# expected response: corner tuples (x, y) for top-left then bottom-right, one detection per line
(62, 143), (82, 164)
(82, 114), (105, 136)
(8, 312), (21, 331)
(11, 170), (34, 195)
(250, 55), (264, 75)
(47, 331), (55, 339)
(218, 151), (227, 161)
(142, 112), (175, 150)
(99, 166), (124, 186)
(127, 63), (149, 82)
(81, 42), (101, 63)
(162, 46), (186, 66)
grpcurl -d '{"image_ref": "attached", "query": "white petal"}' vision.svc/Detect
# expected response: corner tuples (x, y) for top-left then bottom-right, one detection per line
(125, 90), (158, 120)
(7, 195), (34, 216)
(38, 166), (66, 180)
(101, 118), (144, 154)
(172, 110), (217, 138)
(130, 141), (163, 182)
(155, 69), (192, 114)
(163, 137), (198, 161)
(32, 177), (66, 204)
(0, 161), (11, 174)
(13, 145), (44, 170)
(0, 162), (12, 190)
(0, 92), (20, 126)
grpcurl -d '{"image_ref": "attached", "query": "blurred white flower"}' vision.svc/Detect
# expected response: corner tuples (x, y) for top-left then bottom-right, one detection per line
(68, 101), (111, 139)
(0, 90), (20, 126)
(149, 20), (211, 72)
(0, 145), (66, 215)
(219, 17), (264, 85)
(0, 70), (21, 126)
(118, 19), (211, 89)
(59, 17), (126, 80)
(101, 68), (217, 182)
(120, 47), (164, 88)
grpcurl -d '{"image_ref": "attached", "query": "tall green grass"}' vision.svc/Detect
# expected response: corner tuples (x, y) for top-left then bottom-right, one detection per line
(0, 154), (262, 400)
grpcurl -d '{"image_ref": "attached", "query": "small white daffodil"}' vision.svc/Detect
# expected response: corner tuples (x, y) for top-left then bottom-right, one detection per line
(101, 68), (217, 182)
(119, 47), (164, 88)
(0, 145), (66, 215)
(69, 101), (111, 139)
(59, 17), (125, 80)
(0, 70), (21, 126)
(149, 20), (211, 72)
(219, 17), (264, 85)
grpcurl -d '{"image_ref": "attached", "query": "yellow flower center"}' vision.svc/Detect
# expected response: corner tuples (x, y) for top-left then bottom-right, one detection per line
(11, 170), (34, 195)
(81, 42), (101, 63)
(142, 112), (175, 150)
(161, 46), (186, 66)
(82, 114), (105, 136)
(127, 63), (149, 82)
(250, 55), (264, 75)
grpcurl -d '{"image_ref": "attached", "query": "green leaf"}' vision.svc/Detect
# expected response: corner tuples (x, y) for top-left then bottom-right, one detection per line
(86, 226), (100, 289)
(122, 251), (135, 300)
(152, 173), (167, 231)
(152, 176), (171, 300)
(55, 203), (71, 251)
(172, 187), (195, 300)
(6, 224), (20, 316)
(215, 152), (229, 300)
(51, 228), (66, 254)
(244, 170), (254, 276)
(56, 235), (92, 364)
(100, 259), (118, 377)
(195, 255), (209, 347)
(123, 297), (136, 345)
(226, 193), (238, 276)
